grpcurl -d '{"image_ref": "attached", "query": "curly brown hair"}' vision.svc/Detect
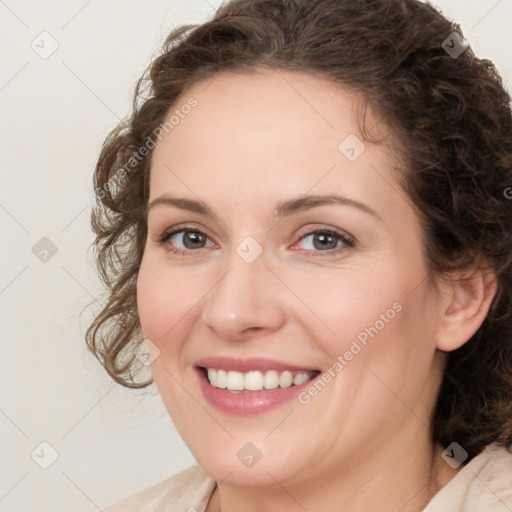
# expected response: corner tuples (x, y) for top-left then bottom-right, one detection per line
(86, 0), (512, 461)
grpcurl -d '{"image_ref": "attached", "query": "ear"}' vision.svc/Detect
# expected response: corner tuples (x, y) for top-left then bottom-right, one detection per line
(435, 267), (497, 352)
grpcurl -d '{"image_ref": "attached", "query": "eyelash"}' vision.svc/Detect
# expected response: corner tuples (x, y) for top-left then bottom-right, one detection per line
(157, 224), (356, 257)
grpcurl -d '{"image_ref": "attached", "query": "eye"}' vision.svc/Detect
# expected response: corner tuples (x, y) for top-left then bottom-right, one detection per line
(293, 228), (355, 256)
(157, 225), (356, 257)
(158, 225), (215, 255)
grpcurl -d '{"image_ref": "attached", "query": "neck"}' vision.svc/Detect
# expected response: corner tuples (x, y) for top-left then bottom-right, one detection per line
(207, 431), (461, 512)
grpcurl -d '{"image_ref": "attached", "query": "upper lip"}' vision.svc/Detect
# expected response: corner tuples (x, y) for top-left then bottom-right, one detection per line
(195, 356), (319, 373)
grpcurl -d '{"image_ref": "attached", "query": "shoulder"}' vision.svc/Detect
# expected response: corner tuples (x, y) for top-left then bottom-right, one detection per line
(424, 443), (512, 511)
(468, 443), (512, 509)
(102, 466), (216, 512)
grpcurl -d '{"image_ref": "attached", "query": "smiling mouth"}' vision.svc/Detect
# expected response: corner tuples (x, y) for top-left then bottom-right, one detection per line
(199, 367), (321, 393)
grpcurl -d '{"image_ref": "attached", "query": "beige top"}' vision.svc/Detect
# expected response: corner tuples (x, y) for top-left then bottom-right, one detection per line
(102, 443), (512, 511)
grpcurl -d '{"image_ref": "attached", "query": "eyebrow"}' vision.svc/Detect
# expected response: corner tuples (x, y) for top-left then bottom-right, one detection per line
(147, 194), (380, 220)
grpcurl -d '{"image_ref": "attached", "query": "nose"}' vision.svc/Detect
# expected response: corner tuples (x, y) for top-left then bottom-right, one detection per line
(200, 251), (287, 342)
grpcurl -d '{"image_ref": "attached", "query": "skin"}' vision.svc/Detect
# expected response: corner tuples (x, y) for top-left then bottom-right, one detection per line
(136, 70), (497, 512)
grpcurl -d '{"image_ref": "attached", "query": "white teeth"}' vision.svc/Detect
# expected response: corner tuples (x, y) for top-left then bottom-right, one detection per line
(244, 371), (264, 391)
(263, 370), (279, 389)
(207, 368), (216, 386)
(206, 368), (316, 391)
(217, 369), (227, 388)
(279, 371), (293, 388)
(293, 373), (311, 386)
(226, 370), (244, 390)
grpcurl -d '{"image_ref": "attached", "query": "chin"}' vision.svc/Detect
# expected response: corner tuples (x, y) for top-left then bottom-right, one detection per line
(191, 439), (308, 488)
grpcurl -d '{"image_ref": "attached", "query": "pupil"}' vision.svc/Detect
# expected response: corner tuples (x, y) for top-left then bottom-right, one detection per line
(185, 232), (204, 248)
(314, 233), (336, 250)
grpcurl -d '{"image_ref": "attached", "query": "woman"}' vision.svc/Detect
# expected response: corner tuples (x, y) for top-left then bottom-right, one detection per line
(87, 0), (512, 510)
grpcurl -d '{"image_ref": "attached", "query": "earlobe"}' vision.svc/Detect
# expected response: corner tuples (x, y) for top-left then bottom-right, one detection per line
(435, 268), (497, 352)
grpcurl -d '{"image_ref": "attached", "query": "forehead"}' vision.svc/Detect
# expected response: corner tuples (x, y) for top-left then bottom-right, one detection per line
(149, 70), (405, 221)
(153, 70), (367, 163)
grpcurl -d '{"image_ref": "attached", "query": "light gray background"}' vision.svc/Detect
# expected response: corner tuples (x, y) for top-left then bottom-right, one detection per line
(1, 1), (510, 510)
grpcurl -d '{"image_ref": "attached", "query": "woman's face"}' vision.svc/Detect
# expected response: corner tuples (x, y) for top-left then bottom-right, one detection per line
(137, 70), (448, 487)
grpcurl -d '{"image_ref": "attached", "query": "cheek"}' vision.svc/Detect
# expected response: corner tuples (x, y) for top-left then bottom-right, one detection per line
(136, 260), (197, 409)
(293, 271), (439, 439)
(282, 262), (406, 355)
(136, 263), (191, 385)
(136, 257), (203, 348)
(288, 254), (438, 382)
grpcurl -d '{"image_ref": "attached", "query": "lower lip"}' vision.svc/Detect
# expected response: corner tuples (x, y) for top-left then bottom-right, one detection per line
(195, 367), (319, 416)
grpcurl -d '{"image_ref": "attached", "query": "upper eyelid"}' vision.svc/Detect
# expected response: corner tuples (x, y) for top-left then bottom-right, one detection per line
(159, 224), (352, 238)
(295, 225), (354, 241)
(160, 224), (216, 242)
